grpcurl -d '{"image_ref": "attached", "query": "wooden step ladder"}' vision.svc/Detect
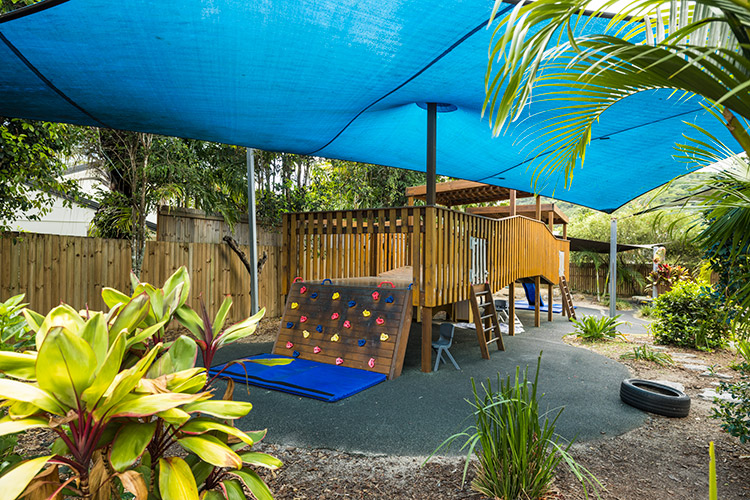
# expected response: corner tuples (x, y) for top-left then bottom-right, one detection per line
(470, 283), (506, 359)
(559, 276), (576, 320)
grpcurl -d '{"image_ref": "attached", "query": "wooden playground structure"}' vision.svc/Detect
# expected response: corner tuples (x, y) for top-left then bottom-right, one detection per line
(280, 181), (571, 374)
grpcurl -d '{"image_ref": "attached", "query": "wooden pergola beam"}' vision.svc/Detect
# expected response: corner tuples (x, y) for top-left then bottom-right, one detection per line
(466, 203), (569, 225)
(405, 180), (534, 207)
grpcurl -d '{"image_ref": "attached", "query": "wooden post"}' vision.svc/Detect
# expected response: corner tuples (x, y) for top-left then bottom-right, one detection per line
(547, 282), (553, 322)
(426, 103), (437, 206)
(535, 195), (541, 221)
(547, 212), (554, 232)
(422, 307), (433, 372)
(534, 276), (541, 327)
(510, 189), (517, 216)
(508, 281), (515, 336)
(563, 223), (567, 239)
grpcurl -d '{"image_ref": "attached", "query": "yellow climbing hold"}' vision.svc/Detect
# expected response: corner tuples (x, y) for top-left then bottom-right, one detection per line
(332, 292), (340, 300)
(291, 302), (299, 309)
(331, 334), (340, 342)
(362, 309), (371, 317)
(303, 330), (310, 338)
(380, 333), (389, 342)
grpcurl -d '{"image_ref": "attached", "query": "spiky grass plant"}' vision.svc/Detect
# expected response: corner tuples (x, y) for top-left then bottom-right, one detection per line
(429, 353), (600, 499)
(569, 314), (626, 342)
(620, 345), (675, 366)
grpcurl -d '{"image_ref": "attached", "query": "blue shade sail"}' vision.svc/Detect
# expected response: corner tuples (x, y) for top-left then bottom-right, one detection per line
(0, 0), (736, 212)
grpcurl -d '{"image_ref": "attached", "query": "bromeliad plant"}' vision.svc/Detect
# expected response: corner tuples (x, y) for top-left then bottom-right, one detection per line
(568, 314), (627, 342)
(0, 267), (281, 500)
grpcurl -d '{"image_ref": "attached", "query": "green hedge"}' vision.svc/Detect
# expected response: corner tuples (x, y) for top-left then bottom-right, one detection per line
(651, 281), (729, 351)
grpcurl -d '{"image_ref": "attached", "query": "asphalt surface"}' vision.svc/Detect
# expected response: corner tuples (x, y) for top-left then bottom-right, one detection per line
(213, 306), (647, 456)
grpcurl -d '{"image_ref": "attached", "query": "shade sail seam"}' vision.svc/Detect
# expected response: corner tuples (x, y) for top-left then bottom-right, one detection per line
(0, 0), (70, 23)
(305, 4), (515, 156)
(0, 32), (109, 127)
(478, 105), (704, 181)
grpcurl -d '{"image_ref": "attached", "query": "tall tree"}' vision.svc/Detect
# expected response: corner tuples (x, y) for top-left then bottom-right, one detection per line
(0, 118), (79, 232)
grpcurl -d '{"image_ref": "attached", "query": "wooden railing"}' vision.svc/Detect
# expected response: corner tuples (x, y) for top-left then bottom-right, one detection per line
(282, 207), (569, 308)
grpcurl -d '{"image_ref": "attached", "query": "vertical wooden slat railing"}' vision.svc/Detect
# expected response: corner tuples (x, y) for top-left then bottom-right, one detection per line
(282, 207), (569, 309)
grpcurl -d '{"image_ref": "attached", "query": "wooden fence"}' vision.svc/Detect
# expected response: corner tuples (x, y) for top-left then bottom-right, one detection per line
(0, 232), (284, 319)
(568, 263), (651, 297)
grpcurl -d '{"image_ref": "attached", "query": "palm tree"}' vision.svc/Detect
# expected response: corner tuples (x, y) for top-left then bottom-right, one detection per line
(484, 0), (750, 307)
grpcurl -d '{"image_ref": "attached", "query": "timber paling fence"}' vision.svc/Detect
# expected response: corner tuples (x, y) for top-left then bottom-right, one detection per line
(568, 263), (652, 298)
(0, 232), (284, 320)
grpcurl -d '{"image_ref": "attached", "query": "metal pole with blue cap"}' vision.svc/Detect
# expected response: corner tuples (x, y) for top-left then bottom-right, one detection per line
(609, 217), (617, 318)
(247, 148), (259, 315)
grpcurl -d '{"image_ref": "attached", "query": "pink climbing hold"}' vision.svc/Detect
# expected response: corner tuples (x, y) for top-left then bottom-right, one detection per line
(300, 315), (308, 323)
(368, 357), (375, 368)
(300, 286), (307, 294)
(343, 320), (351, 328)
(313, 346), (321, 354)
(285, 341), (293, 349)
(335, 357), (344, 365)
(375, 317), (385, 325)
(331, 312), (339, 320)
(372, 291), (380, 300)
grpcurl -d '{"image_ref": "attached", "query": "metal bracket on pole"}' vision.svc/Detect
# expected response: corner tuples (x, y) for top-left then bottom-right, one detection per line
(609, 217), (617, 318)
(247, 148), (259, 315)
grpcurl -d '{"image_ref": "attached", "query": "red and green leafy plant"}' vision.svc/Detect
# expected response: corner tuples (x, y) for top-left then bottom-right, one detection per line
(0, 267), (281, 500)
(645, 263), (691, 292)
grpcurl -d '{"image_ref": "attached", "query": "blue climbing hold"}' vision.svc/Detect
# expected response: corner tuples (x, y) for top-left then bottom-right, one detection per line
(311, 292), (318, 299)
(385, 295), (394, 303)
(358, 339), (366, 347)
(293, 350), (300, 358)
(348, 300), (356, 307)
(316, 325), (323, 333)
(286, 322), (294, 328)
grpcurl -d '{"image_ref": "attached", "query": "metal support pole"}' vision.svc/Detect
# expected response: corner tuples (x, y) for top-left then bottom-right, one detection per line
(609, 218), (617, 318)
(426, 103), (437, 206)
(652, 246), (659, 299)
(247, 148), (259, 315)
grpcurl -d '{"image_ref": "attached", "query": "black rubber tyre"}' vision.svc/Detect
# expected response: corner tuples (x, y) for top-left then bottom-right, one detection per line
(620, 379), (691, 418)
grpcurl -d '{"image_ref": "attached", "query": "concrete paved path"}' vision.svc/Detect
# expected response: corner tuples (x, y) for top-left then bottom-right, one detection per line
(213, 307), (645, 456)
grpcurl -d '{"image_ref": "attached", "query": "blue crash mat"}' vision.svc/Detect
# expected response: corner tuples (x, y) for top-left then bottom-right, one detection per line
(516, 282), (565, 314)
(208, 354), (386, 402)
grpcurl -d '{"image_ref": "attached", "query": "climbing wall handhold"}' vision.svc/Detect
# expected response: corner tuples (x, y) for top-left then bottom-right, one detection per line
(285, 341), (294, 349)
(380, 333), (389, 342)
(316, 325), (323, 333)
(372, 291), (380, 300)
(368, 358), (375, 368)
(293, 350), (300, 358)
(343, 320), (351, 329)
(358, 339), (366, 347)
(362, 310), (371, 317)
(300, 286), (307, 294)
(330, 334), (340, 342)
(331, 312), (339, 320)
(286, 322), (294, 328)
(311, 292), (318, 299)
(313, 346), (321, 354)
(302, 330), (311, 338)
(335, 357), (344, 365)
(385, 295), (394, 303)
(300, 315), (308, 323)
(291, 302), (299, 309)
(375, 317), (385, 325)
(347, 300), (356, 307)
(332, 292), (340, 300)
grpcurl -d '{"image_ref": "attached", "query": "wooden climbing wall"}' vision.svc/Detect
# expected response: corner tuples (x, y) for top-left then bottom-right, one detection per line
(273, 280), (413, 379)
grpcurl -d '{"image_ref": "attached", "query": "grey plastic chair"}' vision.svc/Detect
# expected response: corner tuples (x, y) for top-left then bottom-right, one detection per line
(432, 323), (460, 372)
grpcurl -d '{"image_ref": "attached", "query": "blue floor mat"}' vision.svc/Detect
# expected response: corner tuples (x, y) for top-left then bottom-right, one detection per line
(514, 300), (565, 313)
(208, 354), (387, 402)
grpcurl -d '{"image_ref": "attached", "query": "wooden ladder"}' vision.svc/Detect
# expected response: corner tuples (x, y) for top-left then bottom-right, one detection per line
(559, 276), (577, 320)
(470, 283), (506, 359)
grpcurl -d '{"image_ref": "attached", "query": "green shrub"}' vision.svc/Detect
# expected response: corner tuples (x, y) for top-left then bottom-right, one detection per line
(619, 345), (674, 366)
(428, 353), (600, 500)
(638, 304), (654, 318)
(712, 341), (750, 443)
(0, 294), (34, 352)
(569, 314), (626, 341)
(650, 281), (730, 351)
(0, 267), (282, 500)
